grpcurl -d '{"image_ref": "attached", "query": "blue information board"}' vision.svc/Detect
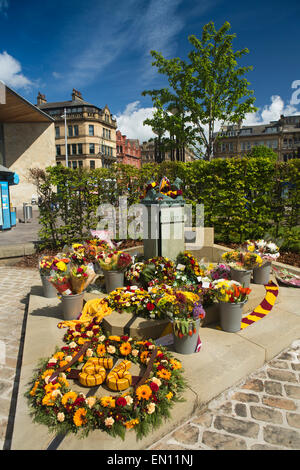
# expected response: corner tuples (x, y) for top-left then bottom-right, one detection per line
(0, 181), (11, 230)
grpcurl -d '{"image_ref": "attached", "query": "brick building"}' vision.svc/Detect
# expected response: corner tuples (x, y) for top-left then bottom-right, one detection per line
(116, 130), (141, 168)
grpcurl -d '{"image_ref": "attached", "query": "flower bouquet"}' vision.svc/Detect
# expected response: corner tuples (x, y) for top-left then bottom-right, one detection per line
(207, 263), (231, 281)
(48, 257), (73, 295)
(70, 265), (89, 294)
(222, 250), (263, 287)
(39, 255), (55, 276)
(212, 279), (251, 333)
(97, 250), (133, 293)
(124, 262), (145, 286)
(243, 239), (280, 262)
(138, 257), (176, 288)
(175, 251), (206, 285)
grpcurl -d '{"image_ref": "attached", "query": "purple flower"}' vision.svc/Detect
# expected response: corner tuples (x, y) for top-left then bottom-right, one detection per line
(192, 302), (206, 320)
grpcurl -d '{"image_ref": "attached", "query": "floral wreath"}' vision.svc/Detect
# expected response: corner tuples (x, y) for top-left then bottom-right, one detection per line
(25, 300), (185, 440)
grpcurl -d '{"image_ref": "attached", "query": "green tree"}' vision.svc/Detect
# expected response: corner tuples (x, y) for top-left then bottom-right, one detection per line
(142, 21), (257, 161)
(246, 145), (278, 160)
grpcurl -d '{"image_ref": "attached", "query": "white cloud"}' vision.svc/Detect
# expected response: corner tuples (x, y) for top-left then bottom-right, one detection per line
(243, 95), (299, 126)
(116, 101), (155, 142)
(0, 51), (33, 89)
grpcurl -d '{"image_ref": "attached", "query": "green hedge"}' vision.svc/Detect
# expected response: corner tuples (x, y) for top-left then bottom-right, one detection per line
(29, 158), (300, 251)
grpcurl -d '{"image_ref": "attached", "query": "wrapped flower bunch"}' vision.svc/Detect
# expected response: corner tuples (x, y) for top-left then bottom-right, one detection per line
(208, 263), (231, 281)
(39, 255), (55, 276)
(124, 262), (145, 286)
(171, 290), (206, 338)
(70, 265), (89, 294)
(243, 239), (280, 262)
(175, 251), (206, 284)
(97, 250), (132, 272)
(212, 279), (251, 304)
(138, 257), (176, 288)
(222, 250), (263, 271)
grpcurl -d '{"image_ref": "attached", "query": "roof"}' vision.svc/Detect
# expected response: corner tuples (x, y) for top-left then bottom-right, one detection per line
(38, 99), (101, 111)
(0, 84), (54, 123)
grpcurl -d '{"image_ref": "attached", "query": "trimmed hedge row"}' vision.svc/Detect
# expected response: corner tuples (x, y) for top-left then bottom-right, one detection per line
(30, 158), (300, 251)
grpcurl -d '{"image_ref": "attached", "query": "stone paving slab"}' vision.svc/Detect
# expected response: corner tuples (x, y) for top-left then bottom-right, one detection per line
(9, 275), (300, 450)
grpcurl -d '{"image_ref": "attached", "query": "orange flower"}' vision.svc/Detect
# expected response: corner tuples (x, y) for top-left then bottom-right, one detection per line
(61, 391), (78, 406)
(140, 351), (150, 363)
(119, 342), (132, 356)
(73, 408), (87, 427)
(30, 381), (39, 396)
(123, 418), (139, 429)
(170, 359), (182, 370)
(157, 368), (171, 381)
(97, 344), (106, 357)
(136, 384), (152, 401)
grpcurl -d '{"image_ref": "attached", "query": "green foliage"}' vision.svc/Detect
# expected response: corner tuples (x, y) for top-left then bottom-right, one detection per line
(29, 158), (300, 253)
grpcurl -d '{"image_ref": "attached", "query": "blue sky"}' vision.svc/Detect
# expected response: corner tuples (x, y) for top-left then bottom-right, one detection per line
(1, 0), (300, 141)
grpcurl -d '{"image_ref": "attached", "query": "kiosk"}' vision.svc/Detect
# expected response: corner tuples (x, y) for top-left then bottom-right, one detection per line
(0, 165), (19, 231)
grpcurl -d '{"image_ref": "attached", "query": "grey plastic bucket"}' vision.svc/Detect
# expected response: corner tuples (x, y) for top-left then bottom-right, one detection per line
(40, 274), (58, 298)
(219, 301), (245, 333)
(230, 267), (252, 288)
(253, 261), (271, 285)
(103, 270), (124, 294)
(172, 318), (200, 355)
(61, 291), (84, 321)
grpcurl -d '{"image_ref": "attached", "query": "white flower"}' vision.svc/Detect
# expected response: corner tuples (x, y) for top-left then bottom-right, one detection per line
(86, 330), (94, 337)
(85, 396), (96, 408)
(69, 341), (77, 348)
(124, 395), (133, 405)
(256, 239), (267, 248)
(59, 373), (67, 380)
(65, 355), (73, 362)
(49, 357), (57, 364)
(151, 377), (162, 387)
(51, 389), (62, 398)
(107, 345), (116, 354)
(57, 412), (65, 422)
(132, 349), (139, 357)
(86, 348), (93, 357)
(99, 335), (106, 342)
(105, 417), (115, 427)
(267, 242), (278, 253)
(148, 344), (155, 350)
(147, 402), (156, 414)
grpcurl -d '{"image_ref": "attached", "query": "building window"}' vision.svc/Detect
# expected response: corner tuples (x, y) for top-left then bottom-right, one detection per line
(105, 114), (109, 123)
(72, 144), (77, 155)
(67, 144), (71, 155)
(68, 125), (73, 137)
(72, 161), (77, 169)
(56, 145), (61, 156)
(89, 143), (95, 154)
(74, 125), (79, 136)
(55, 127), (60, 138)
(90, 160), (95, 169)
(89, 125), (94, 136)
(78, 160), (83, 168)
(78, 143), (83, 154)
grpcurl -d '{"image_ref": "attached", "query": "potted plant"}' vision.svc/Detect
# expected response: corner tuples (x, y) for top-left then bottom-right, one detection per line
(243, 239), (280, 285)
(213, 279), (251, 332)
(170, 290), (206, 354)
(38, 255), (58, 298)
(221, 250), (262, 287)
(97, 250), (132, 293)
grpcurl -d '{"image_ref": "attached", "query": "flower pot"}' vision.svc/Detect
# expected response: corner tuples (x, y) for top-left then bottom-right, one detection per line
(219, 301), (246, 333)
(230, 267), (252, 288)
(103, 270), (124, 294)
(40, 274), (58, 298)
(172, 318), (200, 355)
(61, 291), (85, 321)
(252, 261), (271, 285)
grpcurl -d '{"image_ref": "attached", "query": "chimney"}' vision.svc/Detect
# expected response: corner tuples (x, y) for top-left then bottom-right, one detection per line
(37, 92), (47, 105)
(72, 88), (83, 101)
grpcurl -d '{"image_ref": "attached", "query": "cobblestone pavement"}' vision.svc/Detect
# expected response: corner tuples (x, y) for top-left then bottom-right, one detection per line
(0, 265), (299, 451)
(0, 266), (40, 450)
(149, 340), (300, 451)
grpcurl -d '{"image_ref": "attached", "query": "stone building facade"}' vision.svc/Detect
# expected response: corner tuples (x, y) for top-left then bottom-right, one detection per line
(116, 130), (141, 168)
(140, 139), (196, 165)
(213, 115), (300, 161)
(36, 89), (117, 169)
(0, 85), (55, 207)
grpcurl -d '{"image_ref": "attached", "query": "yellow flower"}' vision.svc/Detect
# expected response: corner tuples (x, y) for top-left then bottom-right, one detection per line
(53, 351), (65, 360)
(97, 344), (106, 357)
(41, 369), (54, 380)
(136, 384), (152, 401)
(56, 261), (67, 272)
(170, 359), (182, 370)
(58, 377), (69, 388)
(73, 408), (87, 427)
(61, 391), (78, 406)
(123, 418), (139, 429)
(108, 335), (121, 342)
(119, 342), (132, 356)
(157, 369), (171, 381)
(30, 381), (39, 396)
(100, 396), (115, 408)
(166, 392), (173, 401)
(44, 382), (61, 395)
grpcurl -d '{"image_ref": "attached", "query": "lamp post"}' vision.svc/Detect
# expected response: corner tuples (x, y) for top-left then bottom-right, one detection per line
(61, 108), (68, 168)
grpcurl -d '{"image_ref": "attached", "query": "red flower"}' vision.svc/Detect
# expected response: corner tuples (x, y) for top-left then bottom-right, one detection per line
(116, 397), (127, 407)
(146, 302), (155, 311)
(150, 382), (159, 392)
(121, 335), (129, 342)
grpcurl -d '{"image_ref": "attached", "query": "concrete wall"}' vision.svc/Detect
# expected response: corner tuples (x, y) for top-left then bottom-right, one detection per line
(3, 122), (56, 207)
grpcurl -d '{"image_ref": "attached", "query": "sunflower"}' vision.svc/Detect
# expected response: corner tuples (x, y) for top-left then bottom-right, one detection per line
(97, 344), (106, 357)
(157, 369), (171, 381)
(44, 382), (61, 395)
(136, 384), (152, 401)
(73, 408), (87, 427)
(170, 359), (182, 370)
(42, 393), (56, 406)
(119, 342), (132, 356)
(61, 391), (78, 406)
